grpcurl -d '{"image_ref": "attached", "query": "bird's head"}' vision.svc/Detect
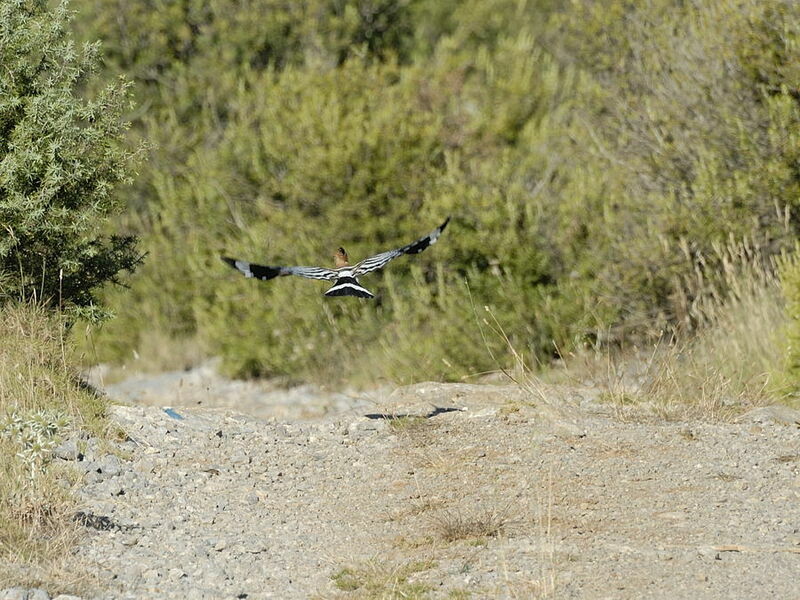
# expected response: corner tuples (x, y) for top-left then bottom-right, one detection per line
(334, 247), (349, 267)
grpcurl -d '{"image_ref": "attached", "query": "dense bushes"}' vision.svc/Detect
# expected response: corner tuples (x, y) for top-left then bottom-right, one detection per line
(0, 0), (141, 320)
(551, 1), (800, 336)
(71, 0), (800, 384)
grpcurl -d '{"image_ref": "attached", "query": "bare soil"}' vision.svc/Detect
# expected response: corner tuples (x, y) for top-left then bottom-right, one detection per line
(56, 371), (800, 598)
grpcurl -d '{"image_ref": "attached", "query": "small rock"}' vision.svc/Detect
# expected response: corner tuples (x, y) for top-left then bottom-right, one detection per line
(118, 440), (137, 452)
(0, 588), (27, 600)
(245, 541), (266, 554)
(27, 591), (49, 600)
(54, 439), (80, 461)
(98, 480), (124, 497)
(84, 469), (103, 484)
(697, 546), (717, 558)
(134, 459), (156, 474)
(52, 595), (83, 600)
(83, 438), (101, 462)
(467, 407), (499, 418)
(99, 454), (122, 477)
(230, 452), (250, 466)
(78, 460), (99, 474)
(142, 568), (161, 582)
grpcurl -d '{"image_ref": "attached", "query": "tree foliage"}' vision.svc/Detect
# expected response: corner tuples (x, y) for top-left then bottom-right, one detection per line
(0, 0), (141, 320)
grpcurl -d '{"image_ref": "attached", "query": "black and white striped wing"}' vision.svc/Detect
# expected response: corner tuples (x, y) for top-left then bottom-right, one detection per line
(352, 216), (450, 277)
(284, 266), (340, 280)
(221, 257), (338, 281)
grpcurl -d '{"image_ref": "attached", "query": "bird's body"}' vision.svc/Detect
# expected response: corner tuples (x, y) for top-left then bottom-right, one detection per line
(222, 217), (450, 299)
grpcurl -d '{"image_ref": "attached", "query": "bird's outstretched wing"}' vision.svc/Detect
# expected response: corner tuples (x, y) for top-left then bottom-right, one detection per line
(221, 257), (338, 281)
(352, 216), (451, 277)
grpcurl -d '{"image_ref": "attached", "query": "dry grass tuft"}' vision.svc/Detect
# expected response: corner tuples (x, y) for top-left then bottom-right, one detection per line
(429, 506), (512, 544)
(541, 240), (791, 419)
(329, 559), (436, 598)
(387, 415), (428, 433)
(639, 241), (789, 418)
(0, 302), (110, 589)
(0, 302), (108, 431)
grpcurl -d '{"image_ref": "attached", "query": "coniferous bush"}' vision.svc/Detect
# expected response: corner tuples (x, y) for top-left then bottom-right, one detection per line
(0, 0), (141, 320)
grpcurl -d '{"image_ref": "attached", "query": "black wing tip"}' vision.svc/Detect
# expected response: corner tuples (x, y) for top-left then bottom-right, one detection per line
(221, 256), (237, 268)
(440, 216), (451, 230)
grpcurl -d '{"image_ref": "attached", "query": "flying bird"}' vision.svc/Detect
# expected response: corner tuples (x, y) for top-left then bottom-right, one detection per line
(222, 216), (450, 298)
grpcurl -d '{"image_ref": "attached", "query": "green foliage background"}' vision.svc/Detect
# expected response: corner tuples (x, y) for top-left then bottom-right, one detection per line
(69, 0), (800, 384)
(0, 0), (141, 320)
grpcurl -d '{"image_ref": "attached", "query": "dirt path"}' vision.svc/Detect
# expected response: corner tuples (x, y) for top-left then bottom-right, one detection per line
(36, 375), (800, 598)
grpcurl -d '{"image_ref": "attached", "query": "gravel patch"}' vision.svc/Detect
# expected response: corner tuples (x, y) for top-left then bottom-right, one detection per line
(46, 373), (800, 598)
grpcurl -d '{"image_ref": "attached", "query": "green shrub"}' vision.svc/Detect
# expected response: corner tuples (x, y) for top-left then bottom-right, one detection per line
(549, 0), (800, 339)
(73, 0), (800, 384)
(89, 23), (588, 382)
(0, 0), (141, 321)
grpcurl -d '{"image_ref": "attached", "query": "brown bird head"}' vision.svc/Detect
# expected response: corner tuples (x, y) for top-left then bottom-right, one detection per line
(334, 247), (349, 267)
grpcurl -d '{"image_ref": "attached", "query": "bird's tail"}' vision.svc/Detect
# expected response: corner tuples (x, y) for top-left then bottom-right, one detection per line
(324, 277), (374, 298)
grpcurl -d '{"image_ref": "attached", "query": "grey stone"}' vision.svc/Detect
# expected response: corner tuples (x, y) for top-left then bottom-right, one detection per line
(99, 480), (124, 497)
(78, 460), (99, 474)
(213, 539), (229, 551)
(133, 458), (156, 474)
(53, 438), (80, 461)
(229, 452), (250, 465)
(99, 454), (122, 477)
(27, 591), (49, 600)
(83, 437), (101, 462)
(0, 588), (27, 600)
(84, 469), (103, 484)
